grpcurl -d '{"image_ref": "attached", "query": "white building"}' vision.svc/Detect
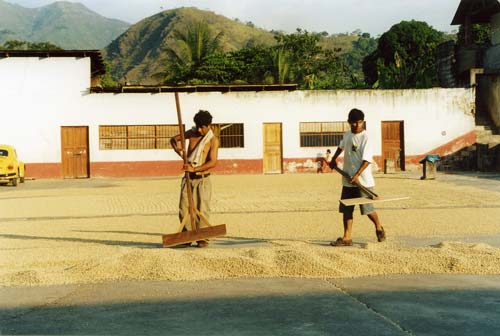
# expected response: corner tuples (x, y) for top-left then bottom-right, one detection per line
(0, 50), (476, 178)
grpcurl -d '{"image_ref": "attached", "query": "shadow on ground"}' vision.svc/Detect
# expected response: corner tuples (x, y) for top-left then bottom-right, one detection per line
(1, 278), (500, 336)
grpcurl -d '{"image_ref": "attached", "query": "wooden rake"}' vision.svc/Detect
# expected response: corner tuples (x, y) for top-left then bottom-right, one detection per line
(162, 93), (227, 247)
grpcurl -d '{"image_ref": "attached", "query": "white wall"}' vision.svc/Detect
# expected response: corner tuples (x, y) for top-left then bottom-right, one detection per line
(82, 89), (474, 162)
(1, 57), (90, 162)
(1, 57), (476, 165)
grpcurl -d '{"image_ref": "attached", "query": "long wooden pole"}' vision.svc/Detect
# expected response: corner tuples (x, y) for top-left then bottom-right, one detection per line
(333, 166), (379, 199)
(175, 92), (198, 230)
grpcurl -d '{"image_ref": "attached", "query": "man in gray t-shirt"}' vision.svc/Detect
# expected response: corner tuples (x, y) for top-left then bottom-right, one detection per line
(329, 108), (386, 247)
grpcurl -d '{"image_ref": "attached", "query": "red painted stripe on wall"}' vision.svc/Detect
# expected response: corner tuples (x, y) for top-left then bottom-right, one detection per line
(25, 160), (263, 178)
(91, 161), (181, 178)
(25, 163), (62, 179)
(91, 159), (263, 177)
(405, 131), (476, 166)
(215, 160), (263, 175)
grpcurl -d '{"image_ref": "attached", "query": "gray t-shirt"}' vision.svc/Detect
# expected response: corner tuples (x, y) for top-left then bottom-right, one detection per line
(339, 130), (375, 187)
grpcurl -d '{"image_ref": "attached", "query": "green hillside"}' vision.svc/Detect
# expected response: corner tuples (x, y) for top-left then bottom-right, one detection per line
(103, 7), (375, 85)
(104, 7), (278, 85)
(0, 1), (373, 85)
(0, 0), (35, 41)
(0, 0), (129, 49)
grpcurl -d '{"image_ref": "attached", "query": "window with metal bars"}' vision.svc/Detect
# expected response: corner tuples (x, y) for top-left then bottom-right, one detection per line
(212, 123), (244, 148)
(300, 122), (351, 147)
(99, 125), (180, 150)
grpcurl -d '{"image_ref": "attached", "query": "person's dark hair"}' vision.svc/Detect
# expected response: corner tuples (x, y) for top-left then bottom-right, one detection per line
(348, 108), (364, 122)
(194, 110), (213, 127)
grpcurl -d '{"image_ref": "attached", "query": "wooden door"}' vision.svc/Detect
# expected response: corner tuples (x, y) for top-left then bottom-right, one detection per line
(61, 126), (89, 178)
(381, 121), (405, 171)
(263, 123), (283, 174)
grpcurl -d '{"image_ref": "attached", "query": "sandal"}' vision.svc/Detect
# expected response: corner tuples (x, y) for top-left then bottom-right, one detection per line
(330, 237), (353, 247)
(376, 227), (386, 242)
(196, 240), (209, 248)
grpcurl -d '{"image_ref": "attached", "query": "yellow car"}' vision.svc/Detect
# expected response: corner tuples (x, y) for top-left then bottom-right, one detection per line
(0, 145), (25, 186)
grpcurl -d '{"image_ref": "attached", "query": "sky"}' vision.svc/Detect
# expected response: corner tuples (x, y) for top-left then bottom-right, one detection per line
(6, 0), (461, 35)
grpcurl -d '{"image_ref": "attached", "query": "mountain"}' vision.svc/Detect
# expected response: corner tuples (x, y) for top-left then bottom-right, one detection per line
(103, 7), (279, 85)
(0, 0), (35, 41)
(0, 0), (130, 49)
(103, 7), (369, 85)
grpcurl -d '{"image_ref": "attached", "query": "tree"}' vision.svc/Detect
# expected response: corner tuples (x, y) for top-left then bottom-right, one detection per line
(271, 47), (291, 84)
(362, 20), (445, 89)
(229, 46), (273, 84)
(191, 52), (242, 84)
(0, 40), (62, 50)
(274, 29), (323, 87)
(313, 49), (357, 89)
(272, 29), (351, 89)
(161, 26), (358, 88)
(457, 23), (491, 47)
(28, 42), (63, 50)
(164, 21), (223, 85)
(344, 33), (377, 86)
(99, 62), (120, 88)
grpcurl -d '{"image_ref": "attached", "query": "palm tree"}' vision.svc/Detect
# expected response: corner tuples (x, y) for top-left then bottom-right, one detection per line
(165, 21), (223, 84)
(272, 47), (290, 84)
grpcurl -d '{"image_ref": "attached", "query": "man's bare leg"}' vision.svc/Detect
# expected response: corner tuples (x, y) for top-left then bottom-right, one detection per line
(343, 212), (354, 240)
(367, 212), (382, 230)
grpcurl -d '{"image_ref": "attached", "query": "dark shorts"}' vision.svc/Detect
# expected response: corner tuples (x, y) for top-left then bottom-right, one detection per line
(339, 186), (375, 215)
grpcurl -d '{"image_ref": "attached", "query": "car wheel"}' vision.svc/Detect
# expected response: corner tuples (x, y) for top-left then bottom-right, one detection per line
(12, 177), (18, 187)
(18, 169), (25, 183)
